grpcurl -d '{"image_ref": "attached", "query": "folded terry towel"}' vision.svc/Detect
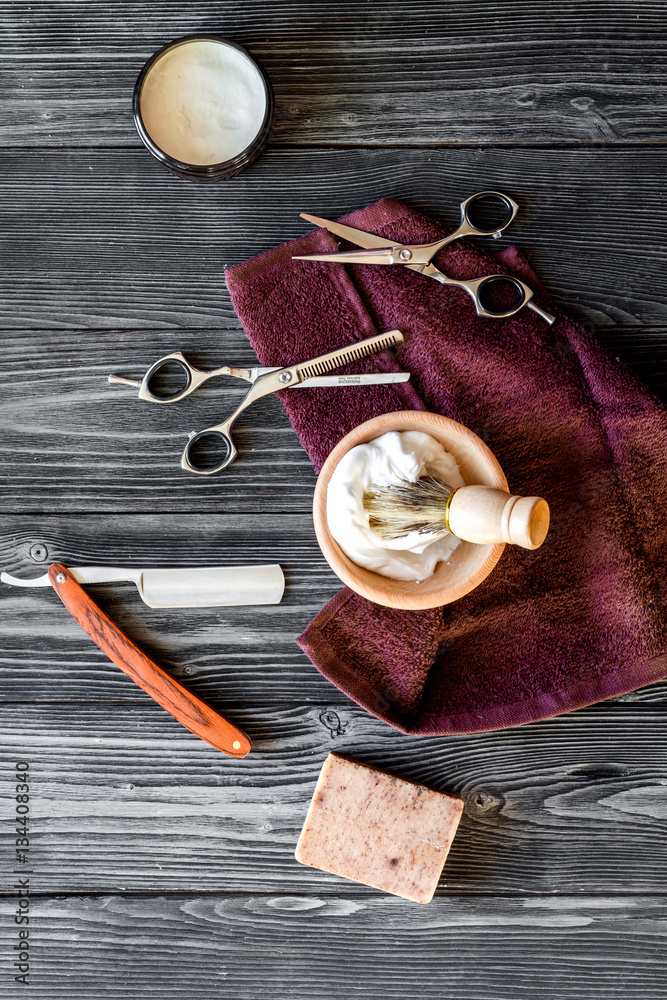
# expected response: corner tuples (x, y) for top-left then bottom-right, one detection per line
(226, 198), (667, 735)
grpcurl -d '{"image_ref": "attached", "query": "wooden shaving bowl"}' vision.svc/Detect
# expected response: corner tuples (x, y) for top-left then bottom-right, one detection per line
(313, 411), (508, 610)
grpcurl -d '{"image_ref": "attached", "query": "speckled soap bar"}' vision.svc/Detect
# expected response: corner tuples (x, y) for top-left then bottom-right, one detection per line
(295, 752), (464, 904)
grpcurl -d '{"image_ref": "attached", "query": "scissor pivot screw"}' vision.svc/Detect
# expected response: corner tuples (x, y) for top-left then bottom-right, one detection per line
(278, 371), (292, 383)
(398, 249), (412, 261)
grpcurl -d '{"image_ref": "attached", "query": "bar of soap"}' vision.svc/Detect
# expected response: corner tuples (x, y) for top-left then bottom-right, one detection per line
(295, 752), (464, 904)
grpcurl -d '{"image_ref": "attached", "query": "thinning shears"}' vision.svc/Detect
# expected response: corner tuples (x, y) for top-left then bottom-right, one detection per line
(293, 191), (555, 326)
(109, 330), (408, 475)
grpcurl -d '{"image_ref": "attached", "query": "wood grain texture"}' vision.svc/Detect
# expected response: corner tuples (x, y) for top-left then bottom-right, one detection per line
(2, 513), (666, 707)
(3, 320), (667, 512)
(3, 1), (667, 146)
(3, 3), (667, 993)
(0, 513), (344, 704)
(0, 324), (318, 512)
(1, 892), (666, 1000)
(2, 702), (667, 894)
(1, 147), (667, 331)
(1, 322), (665, 514)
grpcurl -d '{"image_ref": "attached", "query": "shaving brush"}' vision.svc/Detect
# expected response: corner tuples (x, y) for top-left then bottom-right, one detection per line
(363, 476), (550, 550)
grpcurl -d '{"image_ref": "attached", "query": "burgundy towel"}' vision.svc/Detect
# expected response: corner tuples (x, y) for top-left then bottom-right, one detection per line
(226, 198), (667, 735)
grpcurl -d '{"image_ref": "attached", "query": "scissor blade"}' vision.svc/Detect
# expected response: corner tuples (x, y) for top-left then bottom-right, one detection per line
(293, 249), (397, 265)
(288, 330), (405, 384)
(299, 213), (396, 251)
(296, 372), (410, 388)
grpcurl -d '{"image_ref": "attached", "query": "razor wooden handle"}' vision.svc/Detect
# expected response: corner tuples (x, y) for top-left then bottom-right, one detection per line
(48, 564), (251, 759)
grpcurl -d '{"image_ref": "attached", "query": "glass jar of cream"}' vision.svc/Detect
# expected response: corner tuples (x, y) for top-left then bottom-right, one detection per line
(133, 34), (274, 181)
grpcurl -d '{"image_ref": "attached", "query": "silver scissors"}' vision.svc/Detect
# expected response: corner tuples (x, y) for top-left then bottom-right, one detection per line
(109, 349), (409, 405)
(109, 330), (408, 475)
(293, 191), (555, 325)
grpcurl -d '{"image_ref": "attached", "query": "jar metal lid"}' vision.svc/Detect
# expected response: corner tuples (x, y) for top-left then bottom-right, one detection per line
(133, 34), (275, 181)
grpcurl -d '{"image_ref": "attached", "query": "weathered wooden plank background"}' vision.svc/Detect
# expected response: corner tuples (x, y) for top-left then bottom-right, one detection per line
(1, 2), (666, 998)
(4, 2), (666, 146)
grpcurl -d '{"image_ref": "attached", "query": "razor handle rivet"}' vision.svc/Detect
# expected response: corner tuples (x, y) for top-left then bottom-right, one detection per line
(56, 573), (67, 583)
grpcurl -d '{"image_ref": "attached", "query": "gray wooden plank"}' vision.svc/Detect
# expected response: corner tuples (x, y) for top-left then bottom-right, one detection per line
(0, 326), (316, 512)
(2, 512), (666, 707)
(1, 892), (666, 1000)
(2, 702), (667, 894)
(1, 3), (665, 993)
(3, 1), (667, 146)
(0, 148), (666, 517)
(1, 323), (666, 513)
(1, 147), (666, 334)
(0, 512), (345, 705)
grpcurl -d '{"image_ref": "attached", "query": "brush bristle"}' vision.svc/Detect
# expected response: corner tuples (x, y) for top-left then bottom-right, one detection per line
(363, 476), (456, 541)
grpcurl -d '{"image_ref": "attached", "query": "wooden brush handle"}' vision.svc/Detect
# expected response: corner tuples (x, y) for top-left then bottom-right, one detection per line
(448, 487), (550, 550)
(48, 564), (251, 759)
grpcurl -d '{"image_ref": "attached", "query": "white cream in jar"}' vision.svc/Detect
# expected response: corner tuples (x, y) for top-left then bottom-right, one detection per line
(139, 39), (268, 166)
(326, 430), (466, 581)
